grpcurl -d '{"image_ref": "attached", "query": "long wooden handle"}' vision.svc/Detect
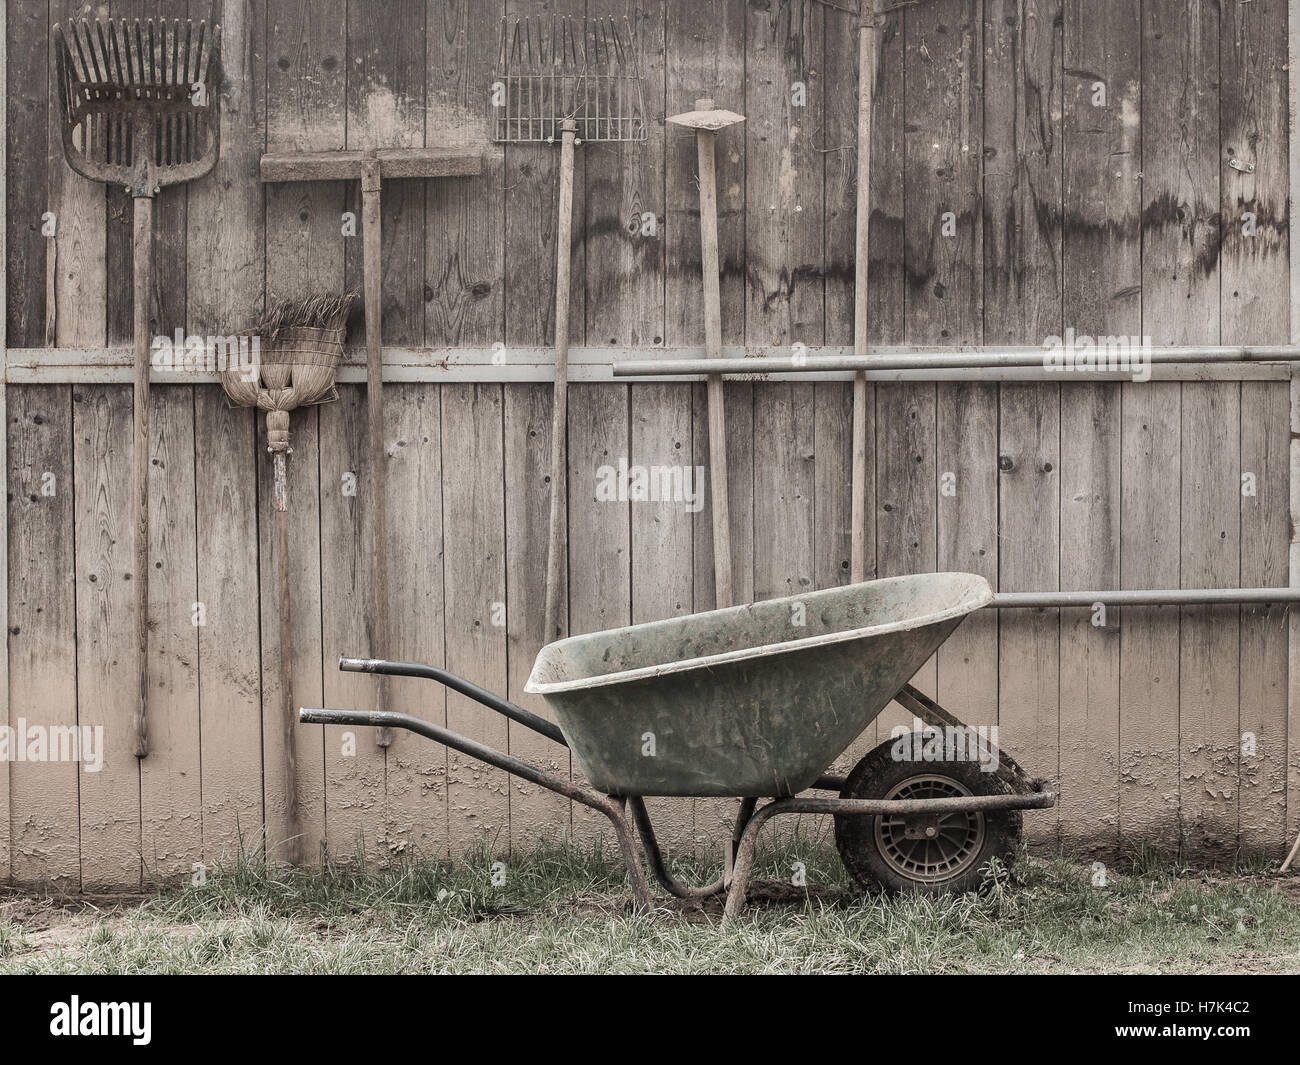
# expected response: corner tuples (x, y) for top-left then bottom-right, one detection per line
(543, 123), (577, 644)
(274, 450), (301, 863)
(362, 156), (393, 746)
(697, 127), (733, 609)
(132, 195), (153, 759)
(851, 7), (880, 585)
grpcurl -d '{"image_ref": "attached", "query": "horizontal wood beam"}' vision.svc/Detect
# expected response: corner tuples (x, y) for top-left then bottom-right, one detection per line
(260, 148), (484, 182)
(4, 347), (1292, 385)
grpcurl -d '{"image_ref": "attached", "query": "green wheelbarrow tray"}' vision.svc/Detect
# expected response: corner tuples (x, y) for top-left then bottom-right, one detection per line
(525, 572), (993, 796)
(301, 572), (1055, 917)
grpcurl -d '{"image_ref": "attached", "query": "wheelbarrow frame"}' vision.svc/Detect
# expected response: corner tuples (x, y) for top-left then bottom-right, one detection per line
(301, 656), (1055, 919)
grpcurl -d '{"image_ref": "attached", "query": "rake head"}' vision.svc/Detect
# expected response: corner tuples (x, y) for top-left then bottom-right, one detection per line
(492, 15), (646, 144)
(54, 18), (221, 195)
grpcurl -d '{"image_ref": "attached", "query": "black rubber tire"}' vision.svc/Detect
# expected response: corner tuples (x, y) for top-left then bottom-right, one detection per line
(834, 737), (1023, 895)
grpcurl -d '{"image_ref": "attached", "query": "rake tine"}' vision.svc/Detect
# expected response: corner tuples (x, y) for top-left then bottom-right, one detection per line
(67, 21), (92, 87)
(197, 23), (216, 100)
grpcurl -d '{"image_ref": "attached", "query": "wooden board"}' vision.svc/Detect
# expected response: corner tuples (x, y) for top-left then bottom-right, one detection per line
(997, 385), (1061, 846)
(140, 386), (201, 881)
(630, 382), (694, 854)
(256, 406), (327, 863)
(441, 384), (509, 852)
(73, 385), (141, 889)
(668, 0), (748, 852)
(1222, 0), (1290, 856)
(1118, 383), (1182, 852)
(1058, 0), (1137, 857)
(565, 382), (630, 845)
(383, 384), (447, 858)
(194, 391), (262, 868)
(426, 0), (503, 348)
(503, 383), (571, 850)
(7, 386), (79, 885)
(319, 386), (386, 862)
(5, 0), (47, 347)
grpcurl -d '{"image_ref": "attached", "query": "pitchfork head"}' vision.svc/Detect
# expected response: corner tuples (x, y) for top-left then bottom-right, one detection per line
(492, 15), (646, 144)
(54, 19), (221, 196)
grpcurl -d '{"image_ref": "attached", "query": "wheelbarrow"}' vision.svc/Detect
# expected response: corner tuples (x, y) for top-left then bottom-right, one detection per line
(301, 572), (1056, 918)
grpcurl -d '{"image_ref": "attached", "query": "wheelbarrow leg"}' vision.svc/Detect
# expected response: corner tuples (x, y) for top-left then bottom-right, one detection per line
(630, 797), (755, 899)
(722, 799), (793, 922)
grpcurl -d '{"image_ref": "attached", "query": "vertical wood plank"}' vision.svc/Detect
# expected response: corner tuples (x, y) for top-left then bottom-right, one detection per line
(48, 0), (107, 349)
(1058, 0), (1136, 857)
(504, 382), (570, 851)
(6, 0), (48, 347)
(189, 0), (264, 336)
(997, 386), (1060, 845)
(1239, 382), (1289, 855)
(1180, 382), (1240, 860)
(1146, 0), (1231, 860)
(586, 0), (666, 348)
(142, 386), (201, 879)
(347, 0), (425, 347)
(384, 384), (446, 858)
(630, 383), (694, 854)
(0, 0), (9, 882)
(319, 386), (386, 861)
(73, 385), (141, 888)
(1119, 382), (1182, 852)
(566, 382), (630, 844)
(194, 390), (262, 866)
(257, 406), (325, 862)
(1223, 0), (1289, 857)
(668, 0), (748, 852)
(984, 0), (1063, 848)
(664, 0), (745, 350)
(426, 0), (502, 347)
(441, 384), (508, 853)
(8, 386), (79, 886)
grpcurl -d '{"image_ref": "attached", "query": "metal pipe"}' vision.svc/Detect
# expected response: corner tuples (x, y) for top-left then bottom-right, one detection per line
(989, 588), (1300, 608)
(614, 344), (1300, 378)
(338, 656), (567, 746)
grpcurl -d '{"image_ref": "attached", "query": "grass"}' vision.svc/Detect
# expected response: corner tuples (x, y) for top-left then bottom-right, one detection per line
(2, 835), (1299, 974)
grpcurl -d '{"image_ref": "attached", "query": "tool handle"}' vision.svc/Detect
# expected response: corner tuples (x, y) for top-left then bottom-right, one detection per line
(132, 196), (153, 759)
(543, 123), (577, 643)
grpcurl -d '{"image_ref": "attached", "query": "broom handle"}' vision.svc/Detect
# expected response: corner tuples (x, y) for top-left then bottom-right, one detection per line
(695, 111), (732, 609)
(362, 156), (393, 746)
(132, 195), (153, 759)
(543, 122), (577, 643)
(851, 5), (880, 585)
(274, 450), (301, 862)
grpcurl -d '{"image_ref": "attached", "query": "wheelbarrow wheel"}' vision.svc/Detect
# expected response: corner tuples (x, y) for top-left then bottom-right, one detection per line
(834, 737), (1023, 895)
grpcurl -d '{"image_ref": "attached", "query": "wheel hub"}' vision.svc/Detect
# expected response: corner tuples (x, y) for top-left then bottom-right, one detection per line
(874, 774), (985, 883)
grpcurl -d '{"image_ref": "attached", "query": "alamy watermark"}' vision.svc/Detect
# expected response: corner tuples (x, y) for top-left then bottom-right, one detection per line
(1042, 329), (1152, 383)
(890, 718), (1000, 773)
(151, 329), (260, 382)
(0, 719), (104, 772)
(595, 457), (706, 513)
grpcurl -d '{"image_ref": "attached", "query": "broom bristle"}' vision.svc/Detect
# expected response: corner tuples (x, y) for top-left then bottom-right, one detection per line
(253, 292), (357, 342)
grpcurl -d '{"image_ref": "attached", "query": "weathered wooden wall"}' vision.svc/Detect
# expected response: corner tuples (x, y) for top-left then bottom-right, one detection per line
(3, 0), (1297, 887)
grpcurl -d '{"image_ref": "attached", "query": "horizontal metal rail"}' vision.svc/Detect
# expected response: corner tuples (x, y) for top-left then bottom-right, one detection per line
(9, 344), (1297, 385)
(989, 588), (1300, 608)
(614, 344), (1300, 378)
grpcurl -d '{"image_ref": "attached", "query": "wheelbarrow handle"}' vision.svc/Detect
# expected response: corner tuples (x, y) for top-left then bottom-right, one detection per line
(298, 705), (654, 910)
(337, 656), (567, 747)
